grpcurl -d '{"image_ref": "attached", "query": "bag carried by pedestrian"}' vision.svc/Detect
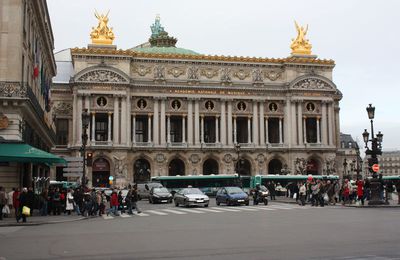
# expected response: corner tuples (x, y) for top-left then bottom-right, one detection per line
(323, 193), (329, 202)
(2, 204), (10, 214)
(22, 206), (30, 216)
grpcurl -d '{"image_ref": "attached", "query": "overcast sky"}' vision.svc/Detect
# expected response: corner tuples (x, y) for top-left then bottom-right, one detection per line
(47, 0), (400, 151)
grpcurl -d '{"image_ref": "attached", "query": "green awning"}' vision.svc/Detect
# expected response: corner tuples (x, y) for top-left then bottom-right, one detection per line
(0, 143), (66, 164)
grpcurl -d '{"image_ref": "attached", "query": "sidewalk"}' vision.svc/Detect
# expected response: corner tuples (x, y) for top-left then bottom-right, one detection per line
(0, 214), (86, 227)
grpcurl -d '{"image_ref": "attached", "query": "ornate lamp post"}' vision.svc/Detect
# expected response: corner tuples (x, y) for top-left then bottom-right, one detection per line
(81, 109), (91, 190)
(362, 104), (384, 205)
(234, 143), (243, 186)
(343, 159), (348, 179)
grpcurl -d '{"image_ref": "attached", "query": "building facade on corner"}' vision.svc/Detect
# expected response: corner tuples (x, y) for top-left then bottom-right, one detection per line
(51, 15), (343, 187)
(0, 0), (60, 191)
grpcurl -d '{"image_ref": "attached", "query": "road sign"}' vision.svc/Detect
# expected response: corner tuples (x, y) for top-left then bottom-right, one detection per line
(67, 162), (84, 168)
(372, 164), (380, 172)
(63, 167), (83, 172)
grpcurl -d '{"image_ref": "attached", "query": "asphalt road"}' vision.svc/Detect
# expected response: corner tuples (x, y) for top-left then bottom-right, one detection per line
(0, 201), (399, 260)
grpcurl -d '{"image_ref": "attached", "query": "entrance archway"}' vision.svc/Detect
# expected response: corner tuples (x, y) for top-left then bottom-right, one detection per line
(133, 159), (151, 183)
(306, 159), (319, 175)
(203, 159), (219, 175)
(237, 158), (251, 176)
(92, 158), (110, 187)
(169, 159), (185, 176)
(268, 159), (282, 175)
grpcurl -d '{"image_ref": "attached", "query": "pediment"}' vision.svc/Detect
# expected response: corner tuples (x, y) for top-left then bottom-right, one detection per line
(290, 75), (336, 90)
(76, 69), (129, 83)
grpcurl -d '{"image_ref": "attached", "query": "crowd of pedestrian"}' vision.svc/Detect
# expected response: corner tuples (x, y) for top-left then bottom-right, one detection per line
(0, 184), (142, 223)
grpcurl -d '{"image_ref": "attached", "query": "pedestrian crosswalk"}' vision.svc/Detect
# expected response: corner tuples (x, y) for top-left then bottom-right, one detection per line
(101, 204), (319, 220)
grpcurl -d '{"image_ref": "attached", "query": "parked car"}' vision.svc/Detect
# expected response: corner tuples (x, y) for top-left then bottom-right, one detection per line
(149, 187), (173, 204)
(137, 182), (163, 200)
(216, 187), (250, 206)
(174, 188), (209, 207)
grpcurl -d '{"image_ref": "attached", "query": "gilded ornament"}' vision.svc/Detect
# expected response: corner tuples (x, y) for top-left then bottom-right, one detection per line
(265, 70), (283, 81)
(200, 68), (218, 79)
(290, 21), (312, 55)
(90, 10), (115, 45)
(0, 113), (9, 129)
(132, 65), (152, 76)
(233, 69), (250, 80)
(167, 67), (185, 78)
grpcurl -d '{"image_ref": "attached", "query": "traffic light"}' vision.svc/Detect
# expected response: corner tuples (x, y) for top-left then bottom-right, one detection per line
(367, 157), (378, 173)
(86, 152), (93, 166)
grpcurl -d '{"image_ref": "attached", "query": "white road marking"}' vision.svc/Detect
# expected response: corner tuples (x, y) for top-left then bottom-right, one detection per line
(0, 227), (24, 234)
(134, 212), (150, 217)
(268, 205), (294, 210)
(177, 208), (206, 214)
(145, 210), (169, 216)
(227, 206), (258, 211)
(211, 207), (241, 212)
(120, 214), (132, 218)
(195, 208), (223, 213)
(102, 215), (114, 220)
(246, 206), (276, 211)
(162, 209), (188, 215)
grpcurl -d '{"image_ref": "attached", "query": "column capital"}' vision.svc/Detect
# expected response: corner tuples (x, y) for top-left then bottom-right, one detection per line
(303, 115), (307, 119)
(148, 113), (153, 117)
(91, 112), (96, 115)
(182, 114), (187, 118)
(247, 116), (252, 119)
(316, 116), (321, 120)
(108, 112), (113, 116)
(200, 114), (204, 118)
(215, 115), (220, 118)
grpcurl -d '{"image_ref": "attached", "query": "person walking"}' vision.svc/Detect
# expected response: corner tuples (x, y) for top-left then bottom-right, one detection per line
(96, 191), (103, 216)
(125, 189), (133, 215)
(356, 178), (365, 206)
(73, 188), (83, 215)
(342, 179), (351, 206)
(52, 188), (61, 215)
(12, 188), (20, 217)
(40, 189), (48, 216)
(299, 182), (306, 206)
(65, 189), (74, 215)
(26, 187), (35, 215)
(395, 180), (400, 205)
(7, 188), (14, 217)
(132, 185), (141, 214)
(107, 190), (119, 216)
(17, 188), (28, 223)
(0, 186), (6, 220)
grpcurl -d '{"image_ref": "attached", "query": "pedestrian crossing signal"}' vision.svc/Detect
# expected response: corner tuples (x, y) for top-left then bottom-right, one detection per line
(86, 152), (93, 166)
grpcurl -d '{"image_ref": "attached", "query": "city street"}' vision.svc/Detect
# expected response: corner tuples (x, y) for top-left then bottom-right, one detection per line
(1, 201), (400, 260)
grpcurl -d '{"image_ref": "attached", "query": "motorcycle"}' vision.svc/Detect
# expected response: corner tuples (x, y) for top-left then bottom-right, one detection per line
(253, 186), (269, 205)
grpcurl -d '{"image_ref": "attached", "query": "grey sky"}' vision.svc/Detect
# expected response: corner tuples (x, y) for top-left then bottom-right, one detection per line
(47, 0), (400, 151)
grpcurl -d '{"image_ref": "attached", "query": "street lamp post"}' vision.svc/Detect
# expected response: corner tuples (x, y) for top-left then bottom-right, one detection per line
(234, 144), (242, 186)
(81, 109), (91, 190)
(343, 159), (348, 179)
(362, 104), (384, 205)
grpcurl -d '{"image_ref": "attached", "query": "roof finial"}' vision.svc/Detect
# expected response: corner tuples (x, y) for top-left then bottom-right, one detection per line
(90, 10), (115, 45)
(151, 14), (164, 38)
(290, 20), (312, 55)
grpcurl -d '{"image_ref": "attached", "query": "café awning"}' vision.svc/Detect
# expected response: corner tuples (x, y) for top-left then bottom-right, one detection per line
(0, 143), (66, 164)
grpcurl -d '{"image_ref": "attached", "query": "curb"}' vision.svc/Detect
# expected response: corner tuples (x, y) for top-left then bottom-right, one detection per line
(345, 205), (400, 208)
(0, 217), (87, 227)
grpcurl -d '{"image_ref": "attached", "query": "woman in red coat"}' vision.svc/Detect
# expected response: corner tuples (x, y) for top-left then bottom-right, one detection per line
(356, 179), (364, 206)
(107, 190), (119, 216)
(12, 188), (20, 217)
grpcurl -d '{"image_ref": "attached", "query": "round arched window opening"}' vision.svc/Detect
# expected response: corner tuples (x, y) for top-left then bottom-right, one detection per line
(137, 99), (147, 110)
(237, 101), (246, 111)
(269, 103), (278, 112)
(171, 100), (181, 110)
(97, 96), (107, 107)
(205, 100), (215, 111)
(306, 102), (315, 112)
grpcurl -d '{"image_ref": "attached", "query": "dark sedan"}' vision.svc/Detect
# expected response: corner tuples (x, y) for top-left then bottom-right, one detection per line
(216, 187), (249, 206)
(149, 187), (173, 204)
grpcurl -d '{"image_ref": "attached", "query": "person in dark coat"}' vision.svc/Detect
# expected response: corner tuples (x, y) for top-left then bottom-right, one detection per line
(26, 187), (35, 213)
(17, 188), (28, 223)
(74, 188), (83, 215)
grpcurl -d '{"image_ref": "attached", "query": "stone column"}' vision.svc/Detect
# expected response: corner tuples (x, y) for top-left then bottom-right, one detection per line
(227, 101), (233, 145)
(215, 115), (219, 143)
(233, 116), (237, 144)
(127, 94), (131, 146)
(220, 100), (226, 145)
(303, 116), (307, 144)
(182, 115), (186, 143)
(279, 117), (283, 144)
(291, 101), (297, 145)
(265, 116), (269, 144)
(328, 102), (334, 146)
(148, 114), (152, 143)
(160, 99), (166, 145)
(259, 102), (265, 145)
(121, 97), (127, 145)
(167, 114), (171, 144)
(284, 99), (291, 146)
(252, 102), (258, 145)
(200, 115), (204, 143)
(77, 95), (83, 145)
(187, 100), (193, 145)
(321, 101), (327, 145)
(334, 104), (340, 148)
(316, 116), (321, 144)
(194, 100), (200, 145)
(132, 114), (136, 144)
(91, 112), (95, 142)
(297, 102), (303, 145)
(247, 116), (251, 144)
(107, 112), (112, 143)
(153, 99), (159, 145)
(72, 93), (77, 145)
(113, 96), (119, 144)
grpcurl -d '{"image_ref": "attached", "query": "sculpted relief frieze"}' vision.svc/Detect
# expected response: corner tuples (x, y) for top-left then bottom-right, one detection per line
(154, 65), (166, 81)
(252, 69), (264, 84)
(0, 82), (27, 97)
(220, 68), (232, 83)
(167, 67), (185, 78)
(77, 70), (128, 83)
(233, 69), (250, 80)
(200, 68), (218, 79)
(264, 70), (283, 81)
(54, 102), (73, 115)
(293, 78), (333, 90)
(132, 65), (152, 76)
(187, 66), (199, 81)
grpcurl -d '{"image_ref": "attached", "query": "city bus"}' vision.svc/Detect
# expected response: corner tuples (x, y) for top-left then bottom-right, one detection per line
(151, 174), (240, 196)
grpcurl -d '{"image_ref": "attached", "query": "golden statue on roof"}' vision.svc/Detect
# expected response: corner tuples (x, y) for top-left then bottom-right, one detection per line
(90, 10), (115, 45)
(290, 21), (312, 55)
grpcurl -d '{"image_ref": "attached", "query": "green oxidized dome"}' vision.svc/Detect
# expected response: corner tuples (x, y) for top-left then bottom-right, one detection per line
(131, 16), (200, 56)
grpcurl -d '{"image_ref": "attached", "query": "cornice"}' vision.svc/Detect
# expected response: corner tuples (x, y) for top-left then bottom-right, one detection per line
(71, 47), (335, 67)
